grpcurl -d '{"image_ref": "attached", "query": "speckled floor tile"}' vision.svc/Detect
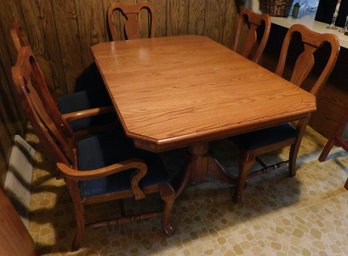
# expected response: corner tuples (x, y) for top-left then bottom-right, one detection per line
(26, 127), (348, 255)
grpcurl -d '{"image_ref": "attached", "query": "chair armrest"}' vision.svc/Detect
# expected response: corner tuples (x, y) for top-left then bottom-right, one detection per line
(57, 159), (147, 199)
(62, 106), (114, 122)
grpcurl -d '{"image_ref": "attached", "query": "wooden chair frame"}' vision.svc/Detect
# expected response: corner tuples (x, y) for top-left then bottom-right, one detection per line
(319, 109), (348, 190)
(10, 20), (30, 51)
(107, 1), (155, 40)
(12, 46), (175, 251)
(234, 24), (340, 203)
(232, 8), (271, 63)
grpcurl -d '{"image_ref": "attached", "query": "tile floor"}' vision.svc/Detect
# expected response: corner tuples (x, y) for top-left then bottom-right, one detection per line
(27, 127), (348, 255)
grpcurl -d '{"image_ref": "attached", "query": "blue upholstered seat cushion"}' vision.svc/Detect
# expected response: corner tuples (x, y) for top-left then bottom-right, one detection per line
(233, 124), (298, 150)
(57, 90), (116, 131)
(77, 130), (170, 197)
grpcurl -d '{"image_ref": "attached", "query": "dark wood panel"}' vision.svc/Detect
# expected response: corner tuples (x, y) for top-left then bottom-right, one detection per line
(166, 0), (189, 35)
(36, 0), (68, 96)
(75, 0), (106, 67)
(188, 0), (206, 35)
(149, 0), (167, 37)
(49, 0), (84, 93)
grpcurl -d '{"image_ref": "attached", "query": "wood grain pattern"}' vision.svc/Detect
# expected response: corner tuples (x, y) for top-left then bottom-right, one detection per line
(91, 35), (316, 151)
(166, 0), (189, 36)
(0, 0), (243, 181)
(49, 0), (84, 93)
(188, 0), (206, 35)
(75, 0), (106, 68)
(0, 188), (36, 256)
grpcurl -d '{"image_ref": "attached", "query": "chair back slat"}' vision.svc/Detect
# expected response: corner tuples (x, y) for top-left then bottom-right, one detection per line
(12, 46), (75, 166)
(232, 8), (271, 63)
(107, 2), (155, 41)
(275, 24), (340, 96)
(10, 21), (30, 52)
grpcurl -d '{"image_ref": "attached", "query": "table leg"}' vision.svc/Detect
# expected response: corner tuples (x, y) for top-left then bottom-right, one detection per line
(175, 143), (237, 198)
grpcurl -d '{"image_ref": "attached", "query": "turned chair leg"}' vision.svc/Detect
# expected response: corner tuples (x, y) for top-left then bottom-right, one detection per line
(160, 183), (175, 236)
(288, 141), (301, 177)
(319, 110), (348, 162)
(71, 203), (85, 251)
(236, 151), (255, 204)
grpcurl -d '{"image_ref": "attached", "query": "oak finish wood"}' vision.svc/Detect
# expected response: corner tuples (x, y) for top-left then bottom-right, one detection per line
(0, 187), (37, 256)
(1, 0), (242, 183)
(12, 46), (175, 251)
(107, 1), (156, 41)
(319, 109), (348, 190)
(91, 35), (316, 195)
(234, 24), (340, 203)
(232, 8), (271, 63)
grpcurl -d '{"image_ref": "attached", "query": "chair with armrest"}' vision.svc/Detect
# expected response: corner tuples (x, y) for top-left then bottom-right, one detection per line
(232, 24), (340, 203)
(10, 21), (116, 135)
(107, 1), (155, 41)
(318, 109), (348, 190)
(12, 46), (176, 251)
(232, 8), (271, 63)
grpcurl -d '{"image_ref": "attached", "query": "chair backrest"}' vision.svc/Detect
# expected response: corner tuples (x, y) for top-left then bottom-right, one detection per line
(275, 24), (340, 96)
(11, 46), (75, 167)
(10, 20), (30, 52)
(232, 8), (271, 63)
(107, 1), (155, 41)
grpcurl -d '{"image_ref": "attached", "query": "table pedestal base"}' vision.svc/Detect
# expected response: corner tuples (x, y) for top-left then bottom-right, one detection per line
(175, 143), (237, 198)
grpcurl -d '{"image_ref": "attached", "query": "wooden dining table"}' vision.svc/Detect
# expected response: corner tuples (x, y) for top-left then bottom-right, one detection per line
(91, 35), (316, 197)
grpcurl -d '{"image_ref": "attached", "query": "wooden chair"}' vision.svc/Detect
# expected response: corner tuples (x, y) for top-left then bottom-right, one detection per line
(319, 109), (348, 190)
(107, 1), (155, 41)
(10, 22), (116, 135)
(319, 109), (348, 162)
(12, 46), (176, 251)
(232, 24), (340, 203)
(232, 8), (271, 63)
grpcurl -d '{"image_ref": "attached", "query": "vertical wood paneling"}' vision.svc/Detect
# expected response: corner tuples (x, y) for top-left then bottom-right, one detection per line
(0, 0), (26, 185)
(37, 0), (67, 96)
(19, 1), (55, 91)
(220, 0), (237, 48)
(75, 0), (106, 67)
(188, 0), (206, 35)
(50, 0), (84, 93)
(166, 0), (189, 35)
(204, 0), (223, 42)
(149, 0), (167, 37)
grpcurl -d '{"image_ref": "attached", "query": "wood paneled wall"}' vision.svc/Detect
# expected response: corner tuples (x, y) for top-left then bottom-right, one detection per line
(0, 0), (239, 184)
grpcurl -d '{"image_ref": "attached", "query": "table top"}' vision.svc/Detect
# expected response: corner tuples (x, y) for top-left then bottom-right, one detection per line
(91, 35), (316, 151)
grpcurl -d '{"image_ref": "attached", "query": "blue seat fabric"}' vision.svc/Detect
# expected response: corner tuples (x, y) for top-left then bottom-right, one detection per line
(233, 124), (298, 150)
(57, 90), (116, 131)
(77, 130), (170, 197)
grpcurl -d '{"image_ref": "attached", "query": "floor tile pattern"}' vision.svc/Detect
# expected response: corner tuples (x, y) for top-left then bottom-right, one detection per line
(26, 127), (348, 255)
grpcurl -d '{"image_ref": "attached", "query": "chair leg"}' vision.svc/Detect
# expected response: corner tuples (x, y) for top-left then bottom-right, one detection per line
(319, 110), (348, 162)
(318, 138), (336, 162)
(236, 151), (255, 204)
(345, 178), (348, 190)
(65, 180), (86, 251)
(288, 141), (301, 177)
(159, 183), (175, 236)
(71, 200), (85, 251)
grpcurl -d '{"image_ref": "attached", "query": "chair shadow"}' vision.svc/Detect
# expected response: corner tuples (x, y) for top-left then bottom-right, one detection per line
(29, 138), (306, 255)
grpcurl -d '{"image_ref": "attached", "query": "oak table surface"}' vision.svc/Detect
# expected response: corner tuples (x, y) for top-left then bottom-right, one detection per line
(91, 35), (315, 151)
(91, 35), (316, 194)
